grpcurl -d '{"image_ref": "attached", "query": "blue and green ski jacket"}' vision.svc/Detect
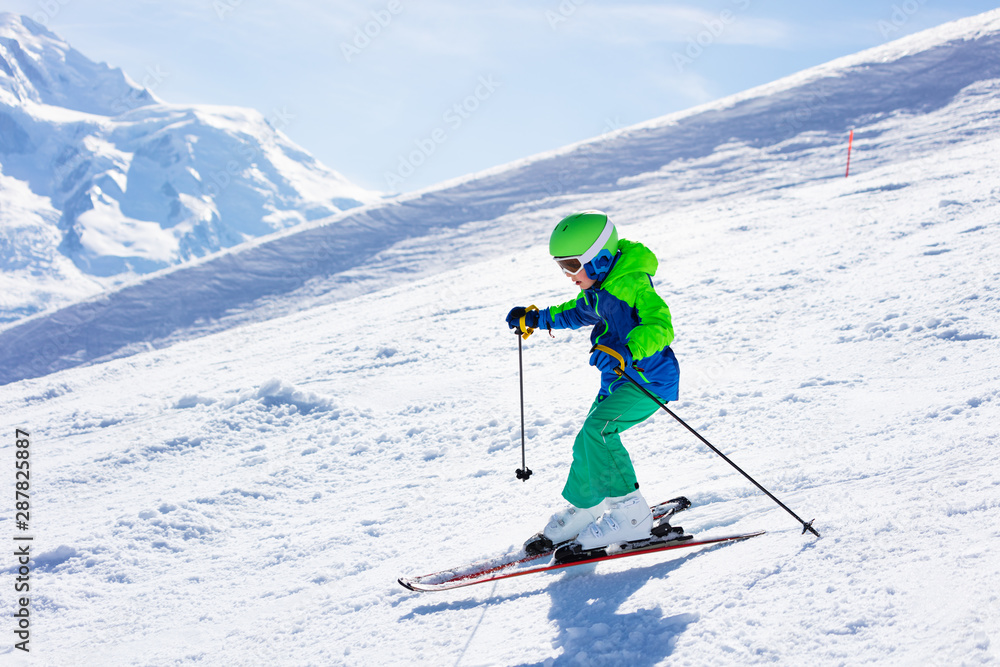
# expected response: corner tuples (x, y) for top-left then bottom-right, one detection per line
(538, 239), (679, 401)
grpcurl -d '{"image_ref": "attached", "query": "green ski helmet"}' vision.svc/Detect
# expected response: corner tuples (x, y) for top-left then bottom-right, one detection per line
(549, 210), (619, 281)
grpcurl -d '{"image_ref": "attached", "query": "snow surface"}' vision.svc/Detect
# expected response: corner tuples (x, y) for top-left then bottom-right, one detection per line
(1, 9), (1000, 667)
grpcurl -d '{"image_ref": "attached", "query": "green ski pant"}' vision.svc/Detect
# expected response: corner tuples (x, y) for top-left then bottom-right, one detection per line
(561, 383), (661, 509)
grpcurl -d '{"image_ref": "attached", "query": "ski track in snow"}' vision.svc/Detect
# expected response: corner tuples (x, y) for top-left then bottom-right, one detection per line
(2, 12), (1000, 667)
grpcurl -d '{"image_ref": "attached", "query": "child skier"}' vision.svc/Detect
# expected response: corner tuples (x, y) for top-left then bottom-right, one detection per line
(506, 210), (679, 554)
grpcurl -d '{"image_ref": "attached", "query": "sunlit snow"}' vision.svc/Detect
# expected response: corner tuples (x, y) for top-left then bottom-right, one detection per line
(1, 9), (999, 667)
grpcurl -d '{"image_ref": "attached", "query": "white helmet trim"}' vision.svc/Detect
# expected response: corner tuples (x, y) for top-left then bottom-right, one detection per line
(577, 216), (615, 266)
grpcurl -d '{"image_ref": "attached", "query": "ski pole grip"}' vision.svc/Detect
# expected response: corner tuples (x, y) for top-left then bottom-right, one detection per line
(591, 344), (626, 375)
(519, 305), (539, 340)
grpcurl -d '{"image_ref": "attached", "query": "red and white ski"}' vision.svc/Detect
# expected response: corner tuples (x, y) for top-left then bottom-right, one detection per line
(399, 530), (765, 593)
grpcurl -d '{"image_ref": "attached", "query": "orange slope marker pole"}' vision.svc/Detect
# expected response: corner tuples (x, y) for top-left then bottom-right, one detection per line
(845, 128), (854, 177)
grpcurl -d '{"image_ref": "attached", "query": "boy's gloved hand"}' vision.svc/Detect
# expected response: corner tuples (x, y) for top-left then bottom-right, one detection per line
(590, 343), (633, 374)
(506, 307), (539, 332)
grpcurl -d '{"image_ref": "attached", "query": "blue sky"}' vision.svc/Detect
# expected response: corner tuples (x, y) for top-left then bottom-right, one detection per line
(6, 1), (998, 193)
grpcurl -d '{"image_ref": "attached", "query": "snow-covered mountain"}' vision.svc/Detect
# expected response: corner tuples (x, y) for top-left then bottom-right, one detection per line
(1, 10), (999, 666)
(0, 13), (155, 115)
(0, 13), (379, 322)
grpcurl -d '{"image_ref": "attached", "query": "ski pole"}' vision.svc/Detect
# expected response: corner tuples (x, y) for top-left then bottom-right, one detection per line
(592, 345), (820, 537)
(514, 307), (538, 482)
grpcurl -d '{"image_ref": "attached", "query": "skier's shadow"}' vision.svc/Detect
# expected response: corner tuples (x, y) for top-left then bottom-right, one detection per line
(515, 551), (703, 667)
(400, 550), (710, 665)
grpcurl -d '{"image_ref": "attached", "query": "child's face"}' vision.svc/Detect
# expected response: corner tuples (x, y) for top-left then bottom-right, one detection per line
(567, 266), (597, 290)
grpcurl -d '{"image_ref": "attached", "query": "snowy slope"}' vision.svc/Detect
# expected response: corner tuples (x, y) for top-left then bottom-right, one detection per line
(3, 9), (1000, 385)
(1, 10), (1000, 667)
(0, 13), (379, 323)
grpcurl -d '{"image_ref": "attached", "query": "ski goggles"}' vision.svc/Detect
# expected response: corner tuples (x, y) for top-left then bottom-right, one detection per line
(555, 257), (585, 276)
(553, 217), (615, 276)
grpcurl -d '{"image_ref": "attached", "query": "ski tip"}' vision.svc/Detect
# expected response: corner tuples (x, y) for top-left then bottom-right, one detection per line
(398, 577), (416, 591)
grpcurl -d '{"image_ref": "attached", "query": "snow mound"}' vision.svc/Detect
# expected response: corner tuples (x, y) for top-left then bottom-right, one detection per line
(255, 377), (338, 415)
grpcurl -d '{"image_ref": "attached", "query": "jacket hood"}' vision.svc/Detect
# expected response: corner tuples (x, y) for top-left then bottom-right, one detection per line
(605, 239), (657, 285)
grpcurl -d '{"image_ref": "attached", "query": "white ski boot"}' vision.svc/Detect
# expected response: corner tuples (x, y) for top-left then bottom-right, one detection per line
(574, 490), (653, 550)
(524, 501), (606, 555)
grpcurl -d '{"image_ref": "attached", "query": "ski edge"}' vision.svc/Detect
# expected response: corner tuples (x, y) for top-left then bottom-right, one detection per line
(399, 530), (765, 593)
